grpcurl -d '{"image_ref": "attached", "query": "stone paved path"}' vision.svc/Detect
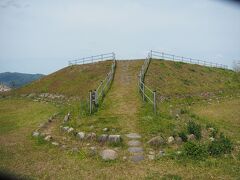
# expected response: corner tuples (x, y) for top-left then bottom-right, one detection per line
(126, 133), (144, 162)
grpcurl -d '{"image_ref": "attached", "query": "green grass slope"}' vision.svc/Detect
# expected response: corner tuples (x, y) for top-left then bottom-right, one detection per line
(14, 61), (113, 99)
(145, 59), (240, 99)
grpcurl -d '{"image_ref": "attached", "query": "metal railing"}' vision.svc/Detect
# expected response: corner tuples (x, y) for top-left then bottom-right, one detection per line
(68, 53), (115, 66)
(138, 52), (156, 113)
(150, 50), (228, 69)
(89, 54), (116, 114)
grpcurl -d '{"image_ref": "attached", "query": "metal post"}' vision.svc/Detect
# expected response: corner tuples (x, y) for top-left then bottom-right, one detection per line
(150, 50), (153, 59)
(142, 84), (145, 101)
(162, 52), (164, 59)
(100, 81), (103, 98)
(113, 52), (116, 61)
(94, 89), (98, 106)
(89, 90), (92, 114)
(153, 90), (156, 113)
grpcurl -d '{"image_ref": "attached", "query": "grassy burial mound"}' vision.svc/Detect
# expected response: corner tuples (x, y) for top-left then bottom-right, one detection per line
(145, 60), (240, 100)
(14, 61), (113, 99)
(138, 59), (240, 178)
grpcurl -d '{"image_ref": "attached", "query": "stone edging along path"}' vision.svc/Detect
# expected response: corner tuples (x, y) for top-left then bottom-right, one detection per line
(32, 113), (147, 162)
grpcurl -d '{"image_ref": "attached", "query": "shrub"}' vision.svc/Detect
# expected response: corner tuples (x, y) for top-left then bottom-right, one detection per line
(178, 131), (188, 142)
(206, 123), (218, 138)
(180, 109), (188, 114)
(208, 133), (233, 156)
(183, 142), (208, 160)
(187, 121), (202, 140)
(209, 128), (218, 138)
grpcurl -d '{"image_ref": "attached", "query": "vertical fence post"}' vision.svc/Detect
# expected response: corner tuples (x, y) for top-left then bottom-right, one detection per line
(162, 52), (164, 59)
(142, 84), (145, 101)
(153, 90), (156, 113)
(92, 56), (93, 63)
(94, 89), (98, 106)
(89, 90), (92, 114)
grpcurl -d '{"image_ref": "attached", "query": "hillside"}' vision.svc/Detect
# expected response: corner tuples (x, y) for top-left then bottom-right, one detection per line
(0, 59), (240, 179)
(145, 59), (240, 99)
(15, 61), (113, 98)
(0, 72), (44, 88)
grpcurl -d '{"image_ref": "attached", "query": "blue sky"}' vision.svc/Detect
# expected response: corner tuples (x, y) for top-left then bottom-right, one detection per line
(0, 0), (239, 74)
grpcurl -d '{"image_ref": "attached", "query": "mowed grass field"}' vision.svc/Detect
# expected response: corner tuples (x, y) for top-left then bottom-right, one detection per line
(0, 97), (240, 179)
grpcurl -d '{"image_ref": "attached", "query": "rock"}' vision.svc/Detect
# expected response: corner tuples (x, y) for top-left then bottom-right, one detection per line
(67, 127), (74, 133)
(48, 117), (53, 123)
(209, 137), (215, 142)
(167, 136), (175, 144)
(130, 155), (144, 162)
(52, 142), (59, 146)
(71, 147), (79, 153)
(103, 128), (108, 132)
(86, 133), (96, 141)
(187, 134), (196, 141)
(44, 135), (52, 141)
(149, 151), (155, 155)
(127, 140), (141, 147)
(175, 114), (180, 119)
(62, 126), (69, 132)
(123, 156), (127, 161)
(176, 151), (182, 155)
(98, 134), (108, 143)
(61, 145), (67, 150)
(128, 147), (144, 153)
(39, 122), (47, 129)
(148, 155), (155, 160)
(108, 135), (121, 143)
(89, 147), (97, 156)
(32, 131), (40, 137)
(158, 150), (165, 157)
(28, 93), (36, 98)
(63, 112), (70, 122)
(77, 132), (85, 140)
(175, 137), (183, 145)
(147, 136), (165, 147)
(100, 149), (117, 160)
(126, 133), (141, 139)
(208, 127), (215, 132)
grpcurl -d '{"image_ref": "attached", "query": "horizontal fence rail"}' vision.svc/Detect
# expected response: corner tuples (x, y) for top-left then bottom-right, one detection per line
(89, 54), (116, 114)
(138, 53), (156, 113)
(150, 50), (228, 69)
(68, 53), (115, 66)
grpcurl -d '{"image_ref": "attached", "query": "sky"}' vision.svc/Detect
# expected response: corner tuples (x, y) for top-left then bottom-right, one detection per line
(0, 0), (240, 75)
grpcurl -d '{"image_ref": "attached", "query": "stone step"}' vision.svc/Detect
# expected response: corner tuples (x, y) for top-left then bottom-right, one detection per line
(127, 140), (141, 146)
(128, 147), (144, 153)
(126, 133), (141, 139)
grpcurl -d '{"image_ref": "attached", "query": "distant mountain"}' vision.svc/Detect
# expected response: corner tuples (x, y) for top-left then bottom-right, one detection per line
(0, 72), (45, 88)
